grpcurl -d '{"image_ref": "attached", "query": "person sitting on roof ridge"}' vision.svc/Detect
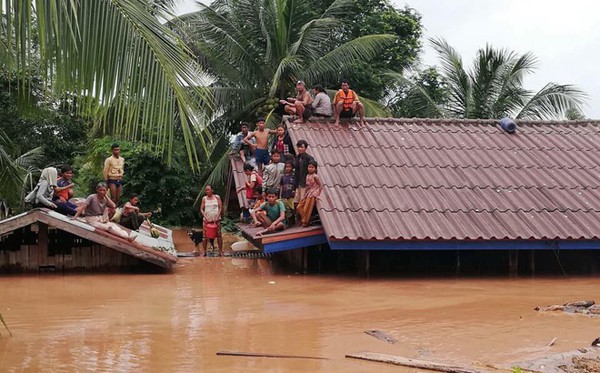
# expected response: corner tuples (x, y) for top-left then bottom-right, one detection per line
(52, 165), (78, 216)
(312, 84), (332, 119)
(279, 80), (313, 124)
(333, 79), (365, 127)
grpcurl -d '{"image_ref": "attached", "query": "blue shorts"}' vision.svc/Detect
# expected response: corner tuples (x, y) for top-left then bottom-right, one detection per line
(255, 148), (270, 166)
(107, 179), (124, 186)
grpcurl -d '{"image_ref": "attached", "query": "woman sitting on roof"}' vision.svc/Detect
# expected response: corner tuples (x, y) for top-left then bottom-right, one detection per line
(25, 167), (58, 210)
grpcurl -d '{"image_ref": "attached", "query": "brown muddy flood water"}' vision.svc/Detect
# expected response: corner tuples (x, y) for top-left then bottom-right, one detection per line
(1, 233), (600, 372)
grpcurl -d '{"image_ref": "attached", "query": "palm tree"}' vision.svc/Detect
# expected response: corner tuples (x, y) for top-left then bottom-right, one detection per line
(174, 0), (396, 189)
(0, 0), (212, 167)
(393, 38), (586, 120)
(176, 0), (395, 122)
(0, 130), (43, 211)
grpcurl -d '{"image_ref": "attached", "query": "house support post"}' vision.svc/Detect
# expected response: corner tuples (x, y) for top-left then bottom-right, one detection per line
(509, 250), (518, 276)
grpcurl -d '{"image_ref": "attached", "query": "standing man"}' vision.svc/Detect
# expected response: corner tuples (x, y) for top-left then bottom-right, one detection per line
(279, 80), (313, 124)
(333, 79), (365, 127)
(103, 143), (125, 205)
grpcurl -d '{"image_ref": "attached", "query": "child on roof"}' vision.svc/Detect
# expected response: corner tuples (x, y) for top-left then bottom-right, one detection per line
(249, 186), (266, 225)
(254, 188), (287, 236)
(280, 161), (296, 225)
(270, 124), (295, 163)
(53, 164), (78, 216)
(262, 150), (285, 195)
(236, 163), (262, 223)
(296, 160), (322, 227)
(293, 139), (315, 208)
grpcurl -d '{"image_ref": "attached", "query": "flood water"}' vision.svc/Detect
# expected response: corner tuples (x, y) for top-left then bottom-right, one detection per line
(1, 232), (600, 372)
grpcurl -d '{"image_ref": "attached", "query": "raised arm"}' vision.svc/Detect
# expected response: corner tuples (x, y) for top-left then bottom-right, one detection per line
(243, 131), (255, 145)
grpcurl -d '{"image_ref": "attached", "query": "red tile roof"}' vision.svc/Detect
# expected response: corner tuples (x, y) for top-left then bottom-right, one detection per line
(286, 118), (600, 242)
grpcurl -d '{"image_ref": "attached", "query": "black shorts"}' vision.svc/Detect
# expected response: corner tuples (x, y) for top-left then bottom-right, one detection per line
(340, 109), (354, 118)
(302, 105), (313, 120)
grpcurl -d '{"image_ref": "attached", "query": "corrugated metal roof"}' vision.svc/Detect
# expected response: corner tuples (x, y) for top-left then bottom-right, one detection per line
(286, 118), (600, 242)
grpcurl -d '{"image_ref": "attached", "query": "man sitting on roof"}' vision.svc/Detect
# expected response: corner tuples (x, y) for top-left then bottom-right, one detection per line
(279, 80), (313, 124)
(254, 188), (287, 236)
(333, 79), (365, 127)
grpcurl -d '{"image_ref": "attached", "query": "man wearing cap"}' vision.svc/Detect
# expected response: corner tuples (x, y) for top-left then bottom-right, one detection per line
(279, 81), (313, 123)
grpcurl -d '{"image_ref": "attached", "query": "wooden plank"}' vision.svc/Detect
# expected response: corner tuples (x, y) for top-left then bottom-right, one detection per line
(0, 211), (38, 236)
(216, 351), (328, 360)
(345, 352), (481, 373)
(38, 223), (48, 267)
(29, 245), (39, 270)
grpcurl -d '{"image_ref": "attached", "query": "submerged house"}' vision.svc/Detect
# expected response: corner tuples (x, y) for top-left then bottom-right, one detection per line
(0, 209), (177, 272)
(237, 117), (600, 273)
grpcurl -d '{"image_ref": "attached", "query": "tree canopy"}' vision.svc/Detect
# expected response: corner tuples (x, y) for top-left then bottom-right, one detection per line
(394, 38), (587, 120)
(1, 0), (212, 167)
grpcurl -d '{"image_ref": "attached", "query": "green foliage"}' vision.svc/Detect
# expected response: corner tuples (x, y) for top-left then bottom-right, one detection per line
(72, 137), (201, 226)
(390, 67), (448, 118)
(511, 366), (523, 373)
(1, 0), (213, 168)
(176, 0), (396, 130)
(314, 0), (423, 100)
(0, 73), (89, 168)
(396, 38), (587, 120)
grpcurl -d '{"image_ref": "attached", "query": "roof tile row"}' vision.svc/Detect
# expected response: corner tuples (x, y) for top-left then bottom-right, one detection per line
(287, 118), (600, 242)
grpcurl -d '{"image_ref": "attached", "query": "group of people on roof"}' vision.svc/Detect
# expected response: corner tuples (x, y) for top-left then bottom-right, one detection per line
(277, 79), (366, 126)
(231, 118), (322, 236)
(25, 143), (155, 242)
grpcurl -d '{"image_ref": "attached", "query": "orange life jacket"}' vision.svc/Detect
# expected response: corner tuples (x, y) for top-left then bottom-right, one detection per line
(337, 89), (356, 110)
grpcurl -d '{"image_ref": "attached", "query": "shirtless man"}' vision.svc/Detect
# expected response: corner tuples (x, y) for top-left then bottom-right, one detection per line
(279, 81), (313, 123)
(244, 118), (273, 173)
(333, 79), (365, 127)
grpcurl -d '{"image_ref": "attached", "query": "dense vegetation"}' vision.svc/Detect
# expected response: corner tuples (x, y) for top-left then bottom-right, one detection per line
(0, 0), (588, 227)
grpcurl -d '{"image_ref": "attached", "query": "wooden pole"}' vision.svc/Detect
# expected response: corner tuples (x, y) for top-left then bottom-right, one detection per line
(346, 352), (481, 373)
(217, 351), (328, 360)
(38, 223), (48, 267)
(223, 158), (233, 214)
(509, 250), (518, 276)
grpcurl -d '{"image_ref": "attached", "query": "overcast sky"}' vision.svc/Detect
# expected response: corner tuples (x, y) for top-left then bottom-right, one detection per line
(176, 0), (600, 118)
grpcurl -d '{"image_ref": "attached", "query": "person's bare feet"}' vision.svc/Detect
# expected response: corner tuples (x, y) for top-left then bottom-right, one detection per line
(293, 119), (304, 124)
(253, 221), (262, 227)
(127, 234), (136, 242)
